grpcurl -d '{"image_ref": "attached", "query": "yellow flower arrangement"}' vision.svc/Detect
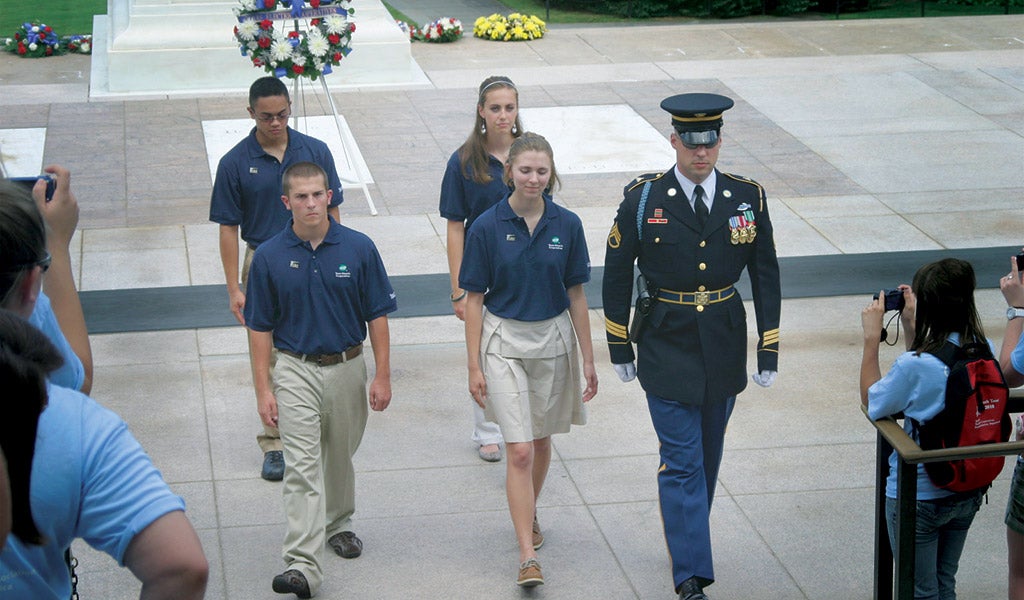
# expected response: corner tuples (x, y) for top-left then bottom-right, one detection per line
(472, 12), (545, 42)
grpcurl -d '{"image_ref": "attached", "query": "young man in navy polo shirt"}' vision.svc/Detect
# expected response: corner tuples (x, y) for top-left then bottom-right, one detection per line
(210, 76), (344, 481)
(244, 162), (395, 599)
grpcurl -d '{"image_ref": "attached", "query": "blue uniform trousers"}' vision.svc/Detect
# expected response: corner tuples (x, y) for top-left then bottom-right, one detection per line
(646, 392), (735, 591)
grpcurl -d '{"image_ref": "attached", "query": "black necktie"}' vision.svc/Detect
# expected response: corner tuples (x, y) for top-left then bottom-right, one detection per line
(694, 185), (708, 228)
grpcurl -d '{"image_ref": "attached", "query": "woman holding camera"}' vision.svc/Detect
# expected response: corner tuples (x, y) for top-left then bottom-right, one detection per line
(860, 257), (990, 600)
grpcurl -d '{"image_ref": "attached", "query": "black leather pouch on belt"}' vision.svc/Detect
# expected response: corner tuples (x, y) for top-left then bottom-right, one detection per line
(628, 274), (653, 344)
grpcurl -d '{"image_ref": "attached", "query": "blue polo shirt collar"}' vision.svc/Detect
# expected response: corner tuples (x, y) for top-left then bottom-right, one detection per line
(244, 126), (307, 160)
(280, 216), (343, 249)
(495, 196), (559, 234)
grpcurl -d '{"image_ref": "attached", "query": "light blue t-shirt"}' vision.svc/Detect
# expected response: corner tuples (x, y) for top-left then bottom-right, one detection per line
(867, 334), (994, 500)
(1012, 330), (1024, 376)
(28, 291), (84, 391)
(0, 384), (185, 599)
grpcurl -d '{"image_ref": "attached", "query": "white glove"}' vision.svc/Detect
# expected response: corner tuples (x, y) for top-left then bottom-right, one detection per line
(751, 370), (777, 388)
(613, 362), (636, 382)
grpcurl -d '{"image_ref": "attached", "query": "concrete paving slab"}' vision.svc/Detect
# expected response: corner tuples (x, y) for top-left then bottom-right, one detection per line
(0, 127), (46, 176)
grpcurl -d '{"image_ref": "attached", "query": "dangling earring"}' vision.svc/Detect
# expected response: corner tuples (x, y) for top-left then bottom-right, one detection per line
(511, 123), (518, 134)
(480, 122), (486, 134)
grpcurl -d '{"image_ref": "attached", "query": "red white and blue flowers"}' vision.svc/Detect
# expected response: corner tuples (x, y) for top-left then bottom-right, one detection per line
(4, 22), (62, 58)
(419, 17), (463, 43)
(235, 0), (354, 81)
(394, 20), (417, 42)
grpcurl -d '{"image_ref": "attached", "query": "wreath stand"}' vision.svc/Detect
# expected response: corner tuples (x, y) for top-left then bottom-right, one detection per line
(239, 5), (377, 215)
(289, 60), (378, 216)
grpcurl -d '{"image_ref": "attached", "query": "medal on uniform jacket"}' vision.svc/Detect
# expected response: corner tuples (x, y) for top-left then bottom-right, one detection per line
(729, 216), (742, 244)
(729, 210), (758, 245)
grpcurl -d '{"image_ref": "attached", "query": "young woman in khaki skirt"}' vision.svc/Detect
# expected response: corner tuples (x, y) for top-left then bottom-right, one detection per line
(459, 132), (598, 587)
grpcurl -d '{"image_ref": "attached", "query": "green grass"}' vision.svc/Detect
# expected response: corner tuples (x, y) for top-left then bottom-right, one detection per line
(382, 2), (420, 28)
(0, 0), (106, 36)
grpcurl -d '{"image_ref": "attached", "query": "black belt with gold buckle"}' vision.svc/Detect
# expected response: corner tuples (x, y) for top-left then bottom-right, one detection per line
(655, 286), (735, 306)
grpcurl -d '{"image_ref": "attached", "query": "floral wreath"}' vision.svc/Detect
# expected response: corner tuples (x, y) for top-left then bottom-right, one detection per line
(5, 22), (62, 57)
(394, 20), (417, 41)
(3, 23), (93, 57)
(473, 13), (546, 42)
(419, 18), (463, 43)
(63, 35), (92, 54)
(235, 0), (355, 81)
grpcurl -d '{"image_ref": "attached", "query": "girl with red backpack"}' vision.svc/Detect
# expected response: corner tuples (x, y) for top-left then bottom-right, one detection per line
(861, 258), (994, 600)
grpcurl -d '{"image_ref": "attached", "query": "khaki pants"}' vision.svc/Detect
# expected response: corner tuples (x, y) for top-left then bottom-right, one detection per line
(274, 351), (368, 593)
(242, 245), (282, 452)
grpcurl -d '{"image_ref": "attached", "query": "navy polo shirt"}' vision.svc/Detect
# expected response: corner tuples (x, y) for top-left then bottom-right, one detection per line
(460, 197), (590, 322)
(438, 150), (509, 233)
(244, 218), (397, 354)
(209, 127), (344, 247)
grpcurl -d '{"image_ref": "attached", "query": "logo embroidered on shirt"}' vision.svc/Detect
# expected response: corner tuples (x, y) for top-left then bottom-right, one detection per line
(336, 264), (351, 278)
(289, 260), (300, 269)
(506, 234), (516, 242)
(250, 167), (259, 174)
(548, 236), (564, 251)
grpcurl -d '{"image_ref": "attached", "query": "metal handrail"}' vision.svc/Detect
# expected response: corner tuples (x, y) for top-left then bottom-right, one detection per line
(866, 389), (1024, 599)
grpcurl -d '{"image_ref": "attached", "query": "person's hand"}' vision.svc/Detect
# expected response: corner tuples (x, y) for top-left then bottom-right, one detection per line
(897, 283), (916, 328)
(469, 367), (487, 408)
(751, 370), (777, 388)
(229, 288), (246, 326)
(613, 362), (636, 382)
(1001, 254), (1024, 309)
(369, 374), (391, 411)
(256, 388), (278, 428)
(862, 291), (886, 344)
(582, 361), (598, 402)
(35, 165), (78, 247)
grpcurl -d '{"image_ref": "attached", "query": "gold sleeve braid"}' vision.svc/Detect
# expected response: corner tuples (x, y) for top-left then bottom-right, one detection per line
(605, 317), (628, 342)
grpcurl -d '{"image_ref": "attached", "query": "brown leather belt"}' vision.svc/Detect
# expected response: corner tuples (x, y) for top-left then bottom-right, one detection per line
(278, 344), (362, 366)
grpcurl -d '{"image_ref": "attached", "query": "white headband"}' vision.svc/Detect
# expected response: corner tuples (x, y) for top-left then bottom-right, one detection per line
(479, 79), (516, 97)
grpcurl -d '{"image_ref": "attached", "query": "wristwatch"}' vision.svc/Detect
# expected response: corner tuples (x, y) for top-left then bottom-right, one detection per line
(1007, 307), (1024, 320)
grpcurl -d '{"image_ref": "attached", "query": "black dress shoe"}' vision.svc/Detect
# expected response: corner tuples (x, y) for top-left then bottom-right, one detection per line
(262, 450), (284, 481)
(328, 531), (363, 558)
(272, 569), (311, 598)
(678, 576), (709, 600)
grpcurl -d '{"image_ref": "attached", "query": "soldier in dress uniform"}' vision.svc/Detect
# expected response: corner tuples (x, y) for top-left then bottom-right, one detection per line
(602, 93), (781, 600)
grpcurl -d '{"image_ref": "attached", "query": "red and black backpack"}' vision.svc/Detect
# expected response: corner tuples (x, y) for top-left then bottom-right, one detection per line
(911, 341), (1011, 493)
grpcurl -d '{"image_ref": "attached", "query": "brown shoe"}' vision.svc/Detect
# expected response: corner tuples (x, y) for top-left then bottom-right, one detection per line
(517, 558), (544, 587)
(272, 569), (311, 598)
(532, 515), (544, 550)
(328, 531), (362, 558)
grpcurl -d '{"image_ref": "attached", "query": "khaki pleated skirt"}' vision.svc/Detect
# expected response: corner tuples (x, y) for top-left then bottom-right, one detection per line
(480, 309), (587, 443)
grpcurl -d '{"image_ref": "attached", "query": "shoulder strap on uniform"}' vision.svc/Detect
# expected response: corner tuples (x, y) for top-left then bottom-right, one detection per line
(636, 181), (652, 241)
(722, 171), (767, 211)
